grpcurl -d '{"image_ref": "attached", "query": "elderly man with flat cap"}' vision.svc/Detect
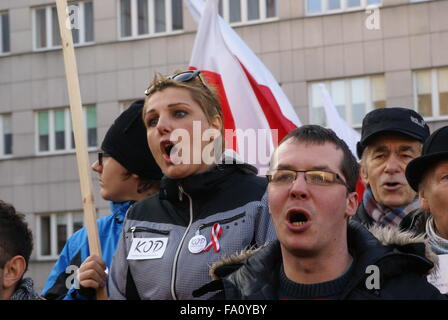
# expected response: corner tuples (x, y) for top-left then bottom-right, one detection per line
(402, 126), (448, 254)
(353, 107), (430, 228)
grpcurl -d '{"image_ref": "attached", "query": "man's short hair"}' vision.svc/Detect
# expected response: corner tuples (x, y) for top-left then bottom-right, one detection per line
(277, 125), (359, 192)
(122, 171), (161, 194)
(0, 201), (33, 271)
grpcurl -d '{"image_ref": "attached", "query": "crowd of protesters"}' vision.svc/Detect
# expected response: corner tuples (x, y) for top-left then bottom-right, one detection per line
(1, 70), (447, 300)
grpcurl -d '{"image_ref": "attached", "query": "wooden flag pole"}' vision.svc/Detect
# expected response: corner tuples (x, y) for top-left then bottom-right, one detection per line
(55, 0), (107, 300)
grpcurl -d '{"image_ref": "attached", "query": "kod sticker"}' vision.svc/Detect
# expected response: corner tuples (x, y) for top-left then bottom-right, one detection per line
(127, 237), (168, 260)
(188, 234), (207, 254)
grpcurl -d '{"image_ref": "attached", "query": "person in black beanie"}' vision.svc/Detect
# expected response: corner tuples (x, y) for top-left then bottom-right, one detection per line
(100, 99), (163, 198)
(41, 100), (162, 300)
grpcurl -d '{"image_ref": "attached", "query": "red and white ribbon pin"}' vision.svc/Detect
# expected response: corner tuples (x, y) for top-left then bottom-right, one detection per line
(203, 223), (223, 253)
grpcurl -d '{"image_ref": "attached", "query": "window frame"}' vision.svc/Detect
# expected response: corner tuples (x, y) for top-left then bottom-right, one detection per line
(308, 75), (385, 128)
(219, 0), (278, 26)
(32, 1), (94, 52)
(0, 114), (13, 158)
(413, 68), (448, 122)
(35, 106), (97, 156)
(118, 0), (183, 40)
(35, 212), (84, 261)
(119, 100), (136, 113)
(305, 0), (382, 16)
(0, 11), (10, 55)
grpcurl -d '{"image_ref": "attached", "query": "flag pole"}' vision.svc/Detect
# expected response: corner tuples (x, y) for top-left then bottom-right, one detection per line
(54, 0), (107, 300)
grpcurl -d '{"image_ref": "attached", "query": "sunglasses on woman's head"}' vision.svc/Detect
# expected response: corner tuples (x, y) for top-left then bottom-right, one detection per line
(144, 70), (210, 96)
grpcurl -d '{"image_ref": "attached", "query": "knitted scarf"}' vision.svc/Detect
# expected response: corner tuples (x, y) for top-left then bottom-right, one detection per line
(10, 278), (40, 300)
(363, 187), (420, 227)
(426, 216), (448, 255)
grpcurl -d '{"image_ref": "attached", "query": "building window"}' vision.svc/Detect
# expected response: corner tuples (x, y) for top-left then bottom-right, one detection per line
(119, 100), (136, 113)
(305, 0), (381, 15)
(33, 1), (94, 50)
(0, 114), (12, 157)
(36, 106), (97, 154)
(309, 75), (385, 127)
(36, 212), (84, 260)
(0, 12), (10, 54)
(218, 0), (277, 24)
(119, 0), (183, 39)
(414, 68), (448, 119)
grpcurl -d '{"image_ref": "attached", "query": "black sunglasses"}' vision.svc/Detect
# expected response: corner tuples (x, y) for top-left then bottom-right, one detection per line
(144, 70), (210, 96)
(98, 152), (110, 166)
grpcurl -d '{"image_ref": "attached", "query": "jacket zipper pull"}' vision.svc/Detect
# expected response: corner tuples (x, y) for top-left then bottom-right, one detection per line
(178, 185), (184, 202)
(130, 226), (136, 240)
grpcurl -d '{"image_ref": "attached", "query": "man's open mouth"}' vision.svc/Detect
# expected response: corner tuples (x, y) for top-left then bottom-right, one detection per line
(287, 210), (310, 227)
(383, 182), (402, 189)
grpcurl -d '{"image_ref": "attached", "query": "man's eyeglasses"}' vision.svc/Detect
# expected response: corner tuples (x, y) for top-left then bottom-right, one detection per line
(267, 169), (349, 189)
(97, 152), (110, 167)
(144, 70), (209, 96)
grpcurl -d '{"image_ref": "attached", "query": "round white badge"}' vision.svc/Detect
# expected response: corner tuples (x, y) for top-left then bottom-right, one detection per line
(188, 235), (207, 254)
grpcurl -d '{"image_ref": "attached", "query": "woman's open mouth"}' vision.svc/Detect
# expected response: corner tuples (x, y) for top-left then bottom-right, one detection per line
(160, 140), (175, 163)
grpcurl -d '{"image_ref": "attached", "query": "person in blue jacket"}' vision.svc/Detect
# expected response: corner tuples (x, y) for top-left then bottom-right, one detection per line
(41, 100), (162, 300)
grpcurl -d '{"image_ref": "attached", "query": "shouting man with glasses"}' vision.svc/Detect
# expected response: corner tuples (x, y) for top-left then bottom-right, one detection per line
(41, 100), (162, 300)
(197, 125), (445, 300)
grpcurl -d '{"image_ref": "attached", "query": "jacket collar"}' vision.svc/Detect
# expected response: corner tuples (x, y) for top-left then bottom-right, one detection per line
(110, 201), (134, 224)
(224, 241), (281, 299)
(341, 221), (437, 298)
(210, 221), (437, 298)
(159, 161), (258, 203)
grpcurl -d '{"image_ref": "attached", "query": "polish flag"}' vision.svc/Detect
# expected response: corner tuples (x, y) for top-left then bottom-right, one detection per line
(318, 84), (361, 161)
(185, 0), (301, 174)
(318, 84), (365, 197)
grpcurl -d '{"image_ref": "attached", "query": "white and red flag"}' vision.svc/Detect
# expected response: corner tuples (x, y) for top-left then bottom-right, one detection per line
(318, 83), (365, 197)
(185, 0), (301, 174)
(318, 83), (361, 160)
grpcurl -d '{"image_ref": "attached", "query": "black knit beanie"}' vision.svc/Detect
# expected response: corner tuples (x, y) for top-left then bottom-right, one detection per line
(101, 100), (162, 180)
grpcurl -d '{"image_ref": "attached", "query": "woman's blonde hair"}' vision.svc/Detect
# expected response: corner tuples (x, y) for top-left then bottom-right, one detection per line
(143, 70), (223, 136)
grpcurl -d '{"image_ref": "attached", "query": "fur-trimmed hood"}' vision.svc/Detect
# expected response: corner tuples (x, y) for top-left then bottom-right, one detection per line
(368, 224), (438, 273)
(196, 221), (446, 300)
(209, 222), (439, 281)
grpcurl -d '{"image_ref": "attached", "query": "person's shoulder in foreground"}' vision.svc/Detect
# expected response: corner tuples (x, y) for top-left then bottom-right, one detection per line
(197, 220), (445, 300)
(0, 200), (40, 300)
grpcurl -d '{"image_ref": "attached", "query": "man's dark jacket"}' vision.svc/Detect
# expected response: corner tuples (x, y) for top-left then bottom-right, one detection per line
(195, 221), (445, 300)
(352, 203), (374, 227)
